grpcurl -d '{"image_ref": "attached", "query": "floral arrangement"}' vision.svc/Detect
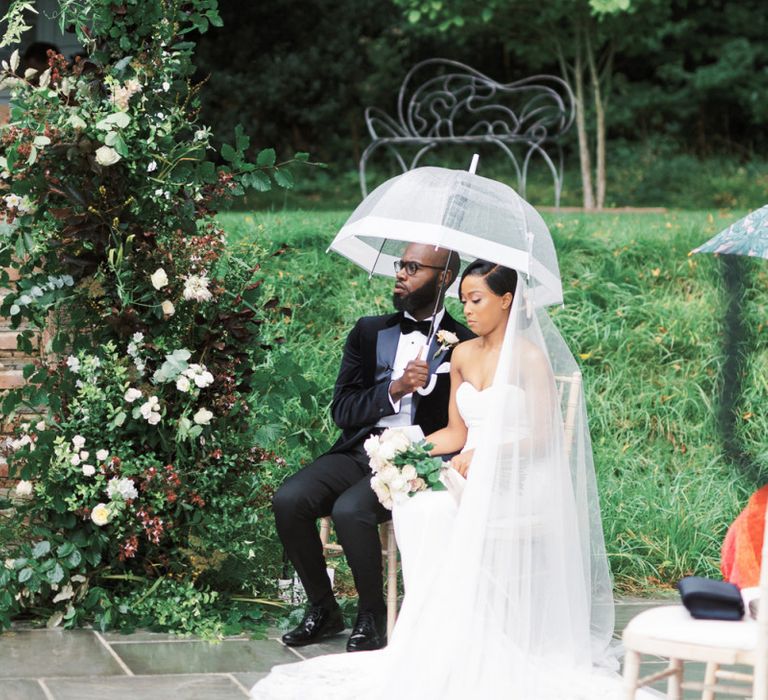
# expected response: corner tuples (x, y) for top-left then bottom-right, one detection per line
(0, 0), (318, 635)
(363, 428), (445, 509)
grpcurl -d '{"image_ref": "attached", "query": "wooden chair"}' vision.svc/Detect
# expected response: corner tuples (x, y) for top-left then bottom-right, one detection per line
(622, 503), (768, 698)
(319, 517), (398, 638)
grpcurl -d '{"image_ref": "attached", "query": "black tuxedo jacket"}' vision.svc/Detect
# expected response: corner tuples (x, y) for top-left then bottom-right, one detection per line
(328, 311), (474, 454)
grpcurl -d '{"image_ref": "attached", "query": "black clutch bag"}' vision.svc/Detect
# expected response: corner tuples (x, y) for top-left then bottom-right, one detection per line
(677, 576), (744, 621)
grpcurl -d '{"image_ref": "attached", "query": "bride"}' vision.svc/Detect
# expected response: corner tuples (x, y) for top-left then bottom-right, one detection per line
(252, 259), (643, 699)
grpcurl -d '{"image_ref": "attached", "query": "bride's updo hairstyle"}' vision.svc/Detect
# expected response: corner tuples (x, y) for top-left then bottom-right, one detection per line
(460, 259), (518, 298)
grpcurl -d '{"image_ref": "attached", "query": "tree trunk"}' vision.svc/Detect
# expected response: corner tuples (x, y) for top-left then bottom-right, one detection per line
(572, 31), (595, 210)
(586, 31), (606, 210)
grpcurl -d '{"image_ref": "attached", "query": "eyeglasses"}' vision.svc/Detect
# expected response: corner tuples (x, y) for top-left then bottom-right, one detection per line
(393, 260), (445, 276)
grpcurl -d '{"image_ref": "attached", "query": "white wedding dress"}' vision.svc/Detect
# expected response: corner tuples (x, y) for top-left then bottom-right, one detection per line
(251, 371), (654, 699)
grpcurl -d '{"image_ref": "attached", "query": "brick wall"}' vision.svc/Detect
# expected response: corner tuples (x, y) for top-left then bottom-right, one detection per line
(1, 268), (44, 497)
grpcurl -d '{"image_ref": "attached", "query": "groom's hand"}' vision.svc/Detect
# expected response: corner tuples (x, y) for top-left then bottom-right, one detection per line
(389, 359), (429, 402)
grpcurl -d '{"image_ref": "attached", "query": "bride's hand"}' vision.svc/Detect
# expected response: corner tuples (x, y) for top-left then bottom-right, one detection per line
(450, 450), (473, 477)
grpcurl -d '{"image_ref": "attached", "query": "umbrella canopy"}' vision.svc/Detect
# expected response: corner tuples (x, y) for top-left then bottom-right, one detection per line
(691, 204), (768, 258)
(328, 166), (563, 307)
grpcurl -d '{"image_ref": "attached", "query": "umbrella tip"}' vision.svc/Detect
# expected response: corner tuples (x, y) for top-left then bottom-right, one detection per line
(468, 154), (479, 174)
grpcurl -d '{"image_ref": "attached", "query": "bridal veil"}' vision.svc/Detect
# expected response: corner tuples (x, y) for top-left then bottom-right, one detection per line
(376, 275), (616, 698)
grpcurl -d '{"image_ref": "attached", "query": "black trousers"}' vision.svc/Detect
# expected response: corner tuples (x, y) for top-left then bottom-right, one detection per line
(272, 443), (391, 615)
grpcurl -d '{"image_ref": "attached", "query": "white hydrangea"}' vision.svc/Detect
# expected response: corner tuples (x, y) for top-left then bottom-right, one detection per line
(139, 396), (161, 425)
(66, 356), (81, 373)
(193, 407), (213, 425)
(182, 363), (214, 389)
(183, 274), (212, 302)
(106, 477), (138, 502)
(15, 480), (33, 497)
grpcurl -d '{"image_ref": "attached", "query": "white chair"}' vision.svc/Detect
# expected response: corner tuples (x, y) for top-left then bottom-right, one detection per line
(319, 517), (398, 638)
(622, 505), (768, 699)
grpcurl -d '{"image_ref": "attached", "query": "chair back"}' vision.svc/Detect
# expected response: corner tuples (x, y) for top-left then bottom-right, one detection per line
(753, 501), (768, 698)
(555, 371), (581, 463)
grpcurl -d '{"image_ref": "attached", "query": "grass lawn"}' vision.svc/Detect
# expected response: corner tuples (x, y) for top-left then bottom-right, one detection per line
(219, 208), (768, 595)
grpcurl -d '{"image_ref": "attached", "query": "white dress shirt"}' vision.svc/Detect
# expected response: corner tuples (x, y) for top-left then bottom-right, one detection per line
(377, 308), (445, 429)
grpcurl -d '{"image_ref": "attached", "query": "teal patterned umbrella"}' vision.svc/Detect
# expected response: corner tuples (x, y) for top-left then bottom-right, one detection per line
(691, 204), (768, 258)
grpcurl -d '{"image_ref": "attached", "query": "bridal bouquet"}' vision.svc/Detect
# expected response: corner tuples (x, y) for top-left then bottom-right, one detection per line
(364, 428), (445, 509)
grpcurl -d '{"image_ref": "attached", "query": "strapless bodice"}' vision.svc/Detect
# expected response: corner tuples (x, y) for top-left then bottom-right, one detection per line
(456, 381), (527, 451)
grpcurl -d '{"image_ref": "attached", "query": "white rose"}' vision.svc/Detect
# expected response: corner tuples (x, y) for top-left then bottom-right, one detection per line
(70, 454), (81, 466)
(363, 434), (381, 460)
(401, 464), (418, 482)
(150, 267), (169, 290)
(193, 407), (213, 425)
(94, 145), (121, 166)
(377, 465), (399, 485)
(124, 387), (142, 403)
(147, 160), (158, 172)
(371, 477), (393, 510)
(176, 375), (191, 393)
(15, 480), (33, 496)
(79, 451), (89, 461)
(72, 435), (86, 450)
(380, 428), (411, 454)
(96, 449), (109, 462)
(161, 299), (175, 317)
(194, 371), (214, 388)
(91, 503), (111, 526)
(82, 464), (96, 477)
(147, 412), (161, 425)
(437, 329), (460, 346)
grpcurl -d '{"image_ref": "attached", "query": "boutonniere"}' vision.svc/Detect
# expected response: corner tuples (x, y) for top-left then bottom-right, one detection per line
(433, 329), (460, 358)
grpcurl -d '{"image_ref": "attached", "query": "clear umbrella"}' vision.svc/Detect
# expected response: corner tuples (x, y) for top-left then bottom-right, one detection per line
(328, 165), (563, 307)
(691, 204), (768, 258)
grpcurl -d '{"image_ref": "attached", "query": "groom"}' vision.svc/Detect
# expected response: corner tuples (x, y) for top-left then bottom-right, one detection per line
(273, 243), (472, 652)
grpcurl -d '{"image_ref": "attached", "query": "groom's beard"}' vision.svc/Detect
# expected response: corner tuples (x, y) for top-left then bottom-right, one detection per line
(392, 278), (441, 316)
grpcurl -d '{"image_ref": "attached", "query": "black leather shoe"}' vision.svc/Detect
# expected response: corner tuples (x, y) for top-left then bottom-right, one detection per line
(346, 611), (387, 652)
(281, 605), (344, 647)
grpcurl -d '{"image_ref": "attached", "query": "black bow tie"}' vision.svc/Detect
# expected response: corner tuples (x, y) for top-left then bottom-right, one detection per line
(400, 318), (432, 335)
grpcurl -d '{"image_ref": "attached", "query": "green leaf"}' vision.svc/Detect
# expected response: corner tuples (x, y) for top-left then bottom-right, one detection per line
(274, 169), (294, 189)
(47, 563), (64, 584)
(256, 148), (276, 167)
(18, 567), (33, 583)
(56, 542), (75, 557)
(112, 411), (127, 428)
(67, 550), (82, 568)
(294, 152), (309, 162)
(221, 143), (236, 162)
(32, 540), (51, 558)
(235, 124), (250, 152)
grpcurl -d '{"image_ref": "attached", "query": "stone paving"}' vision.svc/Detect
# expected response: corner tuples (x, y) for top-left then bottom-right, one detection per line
(0, 599), (719, 699)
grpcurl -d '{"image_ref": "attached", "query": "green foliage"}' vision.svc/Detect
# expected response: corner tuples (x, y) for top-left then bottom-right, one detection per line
(0, 0), (319, 634)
